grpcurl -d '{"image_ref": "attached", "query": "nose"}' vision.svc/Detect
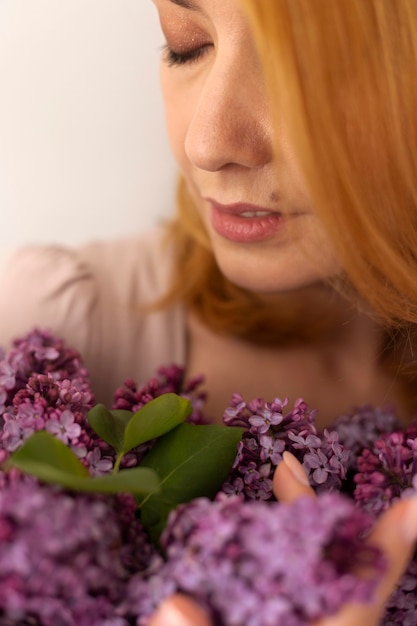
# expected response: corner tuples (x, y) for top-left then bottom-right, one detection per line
(184, 48), (273, 172)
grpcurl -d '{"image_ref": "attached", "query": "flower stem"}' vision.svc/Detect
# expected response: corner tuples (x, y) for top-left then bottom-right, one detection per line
(113, 453), (124, 474)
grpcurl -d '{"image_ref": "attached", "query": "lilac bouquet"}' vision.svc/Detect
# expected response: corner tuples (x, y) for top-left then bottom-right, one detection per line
(0, 329), (416, 626)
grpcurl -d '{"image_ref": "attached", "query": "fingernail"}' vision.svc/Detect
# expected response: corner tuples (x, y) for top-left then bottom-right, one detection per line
(401, 496), (417, 542)
(149, 601), (190, 626)
(283, 451), (311, 488)
(149, 596), (211, 626)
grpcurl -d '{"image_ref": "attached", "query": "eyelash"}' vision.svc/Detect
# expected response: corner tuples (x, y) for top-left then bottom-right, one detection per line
(163, 44), (210, 67)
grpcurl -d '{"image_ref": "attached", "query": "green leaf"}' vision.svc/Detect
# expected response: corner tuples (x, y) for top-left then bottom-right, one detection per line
(138, 423), (244, 543)
(75, 467), (161, 495)
(123, 394), (192, 454)
(8, 431), (161, 496)
(87, 404), (133, 454)
(8, 431), (89, 478)
(8, 461), (160, 495)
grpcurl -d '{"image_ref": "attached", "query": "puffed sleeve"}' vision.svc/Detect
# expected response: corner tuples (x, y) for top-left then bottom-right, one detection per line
(0, 230), (187, 406)
(0, 244), (99, 373)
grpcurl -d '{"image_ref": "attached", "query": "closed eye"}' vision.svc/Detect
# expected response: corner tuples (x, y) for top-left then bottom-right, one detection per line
(162, 44), (211, 67)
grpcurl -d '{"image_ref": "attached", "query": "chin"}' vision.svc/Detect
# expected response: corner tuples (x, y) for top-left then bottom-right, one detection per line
(215, 255), (330, 294)
(210, 235), (338, 294)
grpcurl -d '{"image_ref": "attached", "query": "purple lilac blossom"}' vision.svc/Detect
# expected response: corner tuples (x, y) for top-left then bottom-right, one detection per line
(333, 406), (402, 471)
(0, 372), (101, 469)
(354, 425), (417, 516)
(0, 477), (160, 626)
(0, 328), (107, 469)
(383, 558), (417, 626)
(112, 365), (208, 425)
(124, 493), (385, 626)
(0, 328), (91, 406)
(222, 394), (350, 500)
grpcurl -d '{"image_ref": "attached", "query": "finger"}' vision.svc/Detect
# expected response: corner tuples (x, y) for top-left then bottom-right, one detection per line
(148, 594), (213, 626)
(315, 496), (417, 626)
(273, 451), (316, 503)
(365, 496), (417, 605)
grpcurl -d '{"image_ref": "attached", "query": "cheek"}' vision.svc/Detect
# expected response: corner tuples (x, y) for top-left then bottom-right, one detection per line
(275, 125), (312, 211)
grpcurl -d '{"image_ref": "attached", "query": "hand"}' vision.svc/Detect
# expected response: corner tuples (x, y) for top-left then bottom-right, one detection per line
(274, 452), (417, 626)
(149, 452), (417, 626)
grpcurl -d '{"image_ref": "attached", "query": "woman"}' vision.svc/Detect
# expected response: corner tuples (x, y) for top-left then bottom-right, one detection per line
(1, 0), (417, 623)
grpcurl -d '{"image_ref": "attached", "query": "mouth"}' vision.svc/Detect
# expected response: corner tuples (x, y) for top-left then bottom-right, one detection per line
(207, 200), (282, 217)
(231, 209), (276, 218)
(206, 199), (289, 244)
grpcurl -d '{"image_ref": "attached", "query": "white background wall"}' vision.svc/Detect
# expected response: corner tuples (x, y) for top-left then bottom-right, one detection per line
(0, 0), (176, 249)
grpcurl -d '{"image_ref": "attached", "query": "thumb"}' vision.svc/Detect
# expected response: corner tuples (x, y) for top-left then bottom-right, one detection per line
(273, 451), (316, 503)
(365, 496), (417, 606)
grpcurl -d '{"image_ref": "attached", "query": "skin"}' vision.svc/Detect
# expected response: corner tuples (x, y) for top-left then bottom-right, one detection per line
(149, 1), (417, 623)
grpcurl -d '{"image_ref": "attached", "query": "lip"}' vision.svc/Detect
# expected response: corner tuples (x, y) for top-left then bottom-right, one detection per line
(207, 199), (287, 243)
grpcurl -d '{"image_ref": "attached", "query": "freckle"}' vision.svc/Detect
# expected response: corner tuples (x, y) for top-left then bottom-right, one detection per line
(270, 192), (280, 203)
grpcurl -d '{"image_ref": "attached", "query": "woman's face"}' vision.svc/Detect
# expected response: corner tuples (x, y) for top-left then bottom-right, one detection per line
(152, 0), (340, 293)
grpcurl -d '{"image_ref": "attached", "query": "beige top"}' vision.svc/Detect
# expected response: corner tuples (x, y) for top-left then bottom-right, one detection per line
(0, 228), (187, 406)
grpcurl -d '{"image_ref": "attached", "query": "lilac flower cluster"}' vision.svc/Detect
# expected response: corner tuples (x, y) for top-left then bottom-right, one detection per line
(113, 365), (207, 425)
(0, 477), (159, 626)
(0, 329), (112, 474)
(222, 393), (350, 500)
(353, 426), (417, 516)
(384, 558), (417, 626)
(0, 328), (90, 401)
(0, 328), (416, 626)
(125, 494), (385, 626)
(333, 405), (402, 471)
